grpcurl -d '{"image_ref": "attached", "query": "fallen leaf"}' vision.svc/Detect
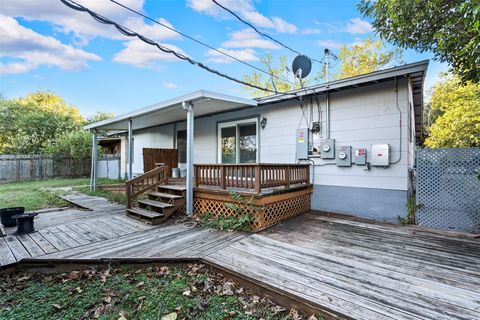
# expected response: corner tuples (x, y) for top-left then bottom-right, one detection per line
(308, 315), (318, 320)
(161, 312), (177, 320)
(135, 281), (144, 288)
(182, 289), (191, 296)
(103, 296), (112, 303)
(52, 304), (62, 310)
(252, 295), (260, 303)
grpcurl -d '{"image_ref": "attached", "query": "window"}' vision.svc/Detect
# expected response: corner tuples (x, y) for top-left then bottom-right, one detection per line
(218, 118), (258, 163)
(177, 130), (187, 163)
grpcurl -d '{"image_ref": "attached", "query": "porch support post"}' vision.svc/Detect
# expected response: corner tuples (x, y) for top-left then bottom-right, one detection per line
(127, 117), (133, 180)
(90, 131), (98, 191)
(183, 101), (194, 217)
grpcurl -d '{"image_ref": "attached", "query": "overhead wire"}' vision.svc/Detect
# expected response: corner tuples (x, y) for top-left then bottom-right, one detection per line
(59, 0), (298, 97)
(109, 0), (295, 86)
(211, 0), (324, 64)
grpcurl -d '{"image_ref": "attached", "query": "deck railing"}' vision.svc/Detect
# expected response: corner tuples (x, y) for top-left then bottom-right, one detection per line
(125, 163), (169, 209)
(194, 163), (310, 194)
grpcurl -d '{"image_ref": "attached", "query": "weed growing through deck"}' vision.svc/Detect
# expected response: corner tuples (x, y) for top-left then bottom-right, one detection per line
(200, 191), (259, 231)
(0, 263), (319, 320)
(399, 198), (423, 225)
(0, 178), (121, 211)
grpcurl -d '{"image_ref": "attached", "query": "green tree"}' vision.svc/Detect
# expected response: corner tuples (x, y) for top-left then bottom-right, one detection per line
(241, 54), (304, 98)
(242, 38), (403, 97)
(336, 37), (403, 79)
(42, 130), (94, 160)
(359, 0), (480, 82)
(86, 111), (115, 125)
(424, 75), (480, 148)
(0, 92), (84, 154)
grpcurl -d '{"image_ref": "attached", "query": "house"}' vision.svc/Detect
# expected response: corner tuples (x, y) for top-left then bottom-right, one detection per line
(86, 60), (428, 224)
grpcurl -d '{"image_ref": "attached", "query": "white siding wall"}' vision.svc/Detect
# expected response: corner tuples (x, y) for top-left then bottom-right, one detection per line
(131, 79), (411, 191)
(130, 124), (174, 174)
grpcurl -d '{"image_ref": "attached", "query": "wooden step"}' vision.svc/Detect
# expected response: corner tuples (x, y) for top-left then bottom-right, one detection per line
(157, 184), (187, 192)
(147, 191), (183, 199)
(137, 199), (174, 209)
(126, 207), (164, 224)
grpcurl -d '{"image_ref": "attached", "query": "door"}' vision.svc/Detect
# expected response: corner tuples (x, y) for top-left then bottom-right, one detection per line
(218, 118), (258, 164)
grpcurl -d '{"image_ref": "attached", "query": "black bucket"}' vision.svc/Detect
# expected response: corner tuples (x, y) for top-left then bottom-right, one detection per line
(0, 207), (25, 227)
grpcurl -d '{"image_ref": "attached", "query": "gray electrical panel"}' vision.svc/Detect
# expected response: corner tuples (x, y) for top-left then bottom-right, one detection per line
(336, 146), (352, 167)
(371, 144), (390, 166)
(354, 148), (367, 165)
(320, 139), (335, 159)
(296, 128), (309, 160)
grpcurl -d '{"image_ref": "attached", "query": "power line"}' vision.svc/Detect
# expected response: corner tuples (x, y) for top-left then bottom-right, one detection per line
(109, 0), (295, 85)
(59, 0), (297, 97)
(211, 0), (323, 64)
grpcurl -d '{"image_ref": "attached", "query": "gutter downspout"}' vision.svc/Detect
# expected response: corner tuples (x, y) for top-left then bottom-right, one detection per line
(182, 101), (194, 217)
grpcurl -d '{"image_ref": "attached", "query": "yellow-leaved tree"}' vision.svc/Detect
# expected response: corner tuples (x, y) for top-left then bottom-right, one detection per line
(424, 75), (480, 148)
(241, 37), (403, 97)
(336, 37), (403, 79)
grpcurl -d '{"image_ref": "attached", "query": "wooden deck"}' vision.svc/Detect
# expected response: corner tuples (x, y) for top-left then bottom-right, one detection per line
(1, 193), (479, 319)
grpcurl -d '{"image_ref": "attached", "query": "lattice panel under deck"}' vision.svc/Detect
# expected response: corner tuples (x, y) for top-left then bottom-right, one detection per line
(193, 192), (311, 231)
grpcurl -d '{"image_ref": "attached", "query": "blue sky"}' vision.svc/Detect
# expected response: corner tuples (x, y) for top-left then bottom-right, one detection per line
(1, 0), (448, 117)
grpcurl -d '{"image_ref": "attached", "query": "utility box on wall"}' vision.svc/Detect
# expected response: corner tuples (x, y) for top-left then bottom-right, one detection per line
(354, 148), (367, 165)
(320, 139), (335, 159)
(336, 146), (352, 167)
(296, 128), (309, 160)
(371, 144), (390, 167)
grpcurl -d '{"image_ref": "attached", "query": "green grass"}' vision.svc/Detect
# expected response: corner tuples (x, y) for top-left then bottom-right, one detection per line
(0, 264), (312, 320)
(77, 186), (127, 205)
(0, 178), (123, 211)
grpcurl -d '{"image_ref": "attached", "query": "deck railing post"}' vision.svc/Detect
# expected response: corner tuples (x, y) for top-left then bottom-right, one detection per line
(285, 165), (290, 188)
(220, 165), (226, 189)
(254, 164), (261, 194)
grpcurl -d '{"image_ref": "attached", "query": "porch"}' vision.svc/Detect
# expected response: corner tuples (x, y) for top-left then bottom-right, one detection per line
(125, 162), (312, 230)
(1, 194), (479, 319)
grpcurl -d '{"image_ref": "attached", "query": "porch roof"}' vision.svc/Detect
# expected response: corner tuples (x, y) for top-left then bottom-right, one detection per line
(85, 90), (257, 131)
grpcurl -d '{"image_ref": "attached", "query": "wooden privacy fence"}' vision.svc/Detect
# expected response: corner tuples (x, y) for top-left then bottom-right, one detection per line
(194, 163), (310, 193)
(142, 148), (178, 173)
(0, 155), (90, 182)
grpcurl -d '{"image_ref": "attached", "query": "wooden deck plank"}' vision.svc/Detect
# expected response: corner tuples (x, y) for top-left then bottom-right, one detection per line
(29, 232), (58, 254)
(56, 225), (91, 246)
(38, 229), (71, 251)
(0, 237), (17, 265)
(16, 234), (45, 257)
(4, 236), (31, 261)
(226, 235), (480, 318)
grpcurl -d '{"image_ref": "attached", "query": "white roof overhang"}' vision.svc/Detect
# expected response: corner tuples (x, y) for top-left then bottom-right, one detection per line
(85, 90), (257, 131)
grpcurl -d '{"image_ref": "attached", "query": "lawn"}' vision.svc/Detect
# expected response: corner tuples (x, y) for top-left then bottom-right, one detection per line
(0, 263), (318, 320)
(0, 178), (123, 211)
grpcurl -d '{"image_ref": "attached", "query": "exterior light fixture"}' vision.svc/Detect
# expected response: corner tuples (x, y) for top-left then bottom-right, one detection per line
(260, 117), (267, 129)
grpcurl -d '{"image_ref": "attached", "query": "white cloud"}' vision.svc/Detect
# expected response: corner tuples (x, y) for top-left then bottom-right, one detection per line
(301, 28), (322, 35)
(206, 48), (259, 64)
(1, 0), (179, 43)
(316, 39), (345, 49)
(222, 29), (280, 49)
(0, 15), (100, 74)
(187, 0), (297, 33)
(162, 82), (179, 89)
(345, 18), (372, 34)
(113, 39), (186, 70)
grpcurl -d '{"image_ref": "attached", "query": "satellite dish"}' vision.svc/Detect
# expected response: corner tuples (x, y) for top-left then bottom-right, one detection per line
(292, 54), (312, 79)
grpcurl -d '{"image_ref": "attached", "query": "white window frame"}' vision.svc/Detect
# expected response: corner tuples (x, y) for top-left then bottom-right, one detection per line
(217, 118), (259, 164)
